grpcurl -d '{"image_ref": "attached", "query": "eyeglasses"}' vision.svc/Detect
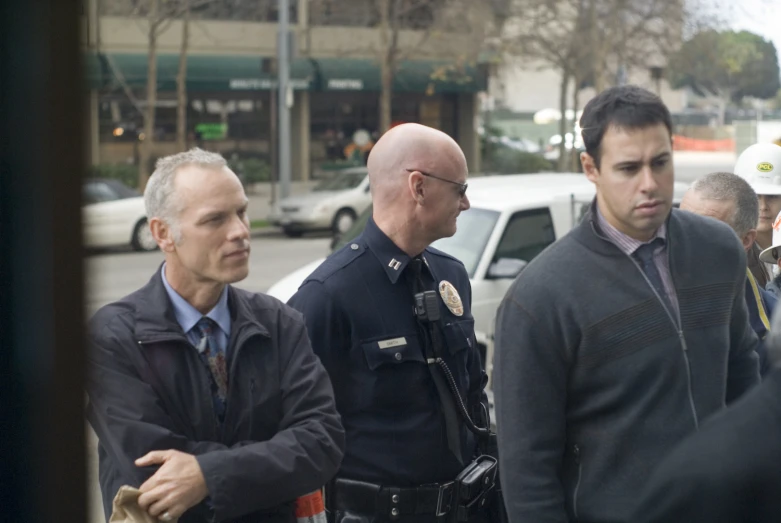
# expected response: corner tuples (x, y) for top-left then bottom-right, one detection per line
(406, 169), (468, 197)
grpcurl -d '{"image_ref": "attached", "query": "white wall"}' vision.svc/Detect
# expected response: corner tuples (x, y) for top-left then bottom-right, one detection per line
(491, 57), (688, 114)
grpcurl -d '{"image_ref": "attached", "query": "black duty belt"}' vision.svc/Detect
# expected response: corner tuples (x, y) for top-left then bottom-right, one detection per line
(331, 477), (457, 520)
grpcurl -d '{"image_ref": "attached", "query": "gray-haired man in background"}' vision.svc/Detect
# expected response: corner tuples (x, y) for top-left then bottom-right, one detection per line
(680, 172), (777, 376)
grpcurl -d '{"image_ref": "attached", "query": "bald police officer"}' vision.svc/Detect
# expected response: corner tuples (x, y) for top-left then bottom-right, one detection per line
(289, 123), (496, 523)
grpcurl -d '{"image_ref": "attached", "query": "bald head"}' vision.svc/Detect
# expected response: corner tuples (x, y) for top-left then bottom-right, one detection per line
(365, 123), (470, 254)
(367, 123), (467, 207)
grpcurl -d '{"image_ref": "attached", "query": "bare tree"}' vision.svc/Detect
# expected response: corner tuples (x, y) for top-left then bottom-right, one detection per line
(500, 0), (585, 169)
(310, 0), (494, 132)
(103, 0), (216, 189)
(140, 0), (160, 190)
(499, 0), (717, 170)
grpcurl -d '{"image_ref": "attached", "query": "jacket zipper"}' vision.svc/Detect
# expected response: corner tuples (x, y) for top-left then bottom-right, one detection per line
(217, 328), (263, 440)
(590, 221), (700, 429)
(139, 327), (265, 441)
(572, 444), (582, 520)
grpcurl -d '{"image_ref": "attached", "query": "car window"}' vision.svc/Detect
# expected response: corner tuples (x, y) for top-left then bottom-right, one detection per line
(492, 207), (556, 265)
(432, 208), (500, 278)
(83, 182), (119, 204)
(104, 179), (141, 199)
(313, 171), (367, 192)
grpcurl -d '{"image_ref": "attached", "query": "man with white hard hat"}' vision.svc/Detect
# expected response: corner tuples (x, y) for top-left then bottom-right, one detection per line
(735, 143), (781, 279)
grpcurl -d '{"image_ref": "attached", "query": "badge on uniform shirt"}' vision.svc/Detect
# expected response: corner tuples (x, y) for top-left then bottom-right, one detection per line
(438, 280), (464, 316)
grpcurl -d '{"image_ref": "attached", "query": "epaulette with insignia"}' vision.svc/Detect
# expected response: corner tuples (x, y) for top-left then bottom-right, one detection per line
(303, 241), (366, 284)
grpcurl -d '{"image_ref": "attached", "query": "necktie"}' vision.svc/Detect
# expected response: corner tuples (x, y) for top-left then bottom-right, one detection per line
(195, 317), (228, 421)
(634, 239), (674, 315)
(409, 257), (463, 463)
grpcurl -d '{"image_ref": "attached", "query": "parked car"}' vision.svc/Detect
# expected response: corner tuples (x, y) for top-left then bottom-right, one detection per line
(82, 178), (157, 251)
(267, 173), (690, 386)
(268, 166), (371, 237)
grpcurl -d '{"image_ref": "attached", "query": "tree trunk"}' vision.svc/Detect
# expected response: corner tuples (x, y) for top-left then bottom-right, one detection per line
(588, 0), (607, 94)
(139, 0), (159, 191)
(378, 0), (393, 133)
(570, 74), (580, 171)
(716, 94), (727, 126)
(557, 69), (570, 172)
(176, 0), (190, 152)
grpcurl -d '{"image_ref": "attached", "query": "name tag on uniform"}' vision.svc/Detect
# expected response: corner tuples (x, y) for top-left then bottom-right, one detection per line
(378, 337), (407, 349)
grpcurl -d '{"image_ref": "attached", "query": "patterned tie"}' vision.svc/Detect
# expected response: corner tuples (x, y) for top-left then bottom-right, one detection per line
(195, 317), (228, 421)
(633, 239), (674, 314)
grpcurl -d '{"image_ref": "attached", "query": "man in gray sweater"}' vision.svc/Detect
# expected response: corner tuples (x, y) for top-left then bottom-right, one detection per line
(493, 85), (760, 523)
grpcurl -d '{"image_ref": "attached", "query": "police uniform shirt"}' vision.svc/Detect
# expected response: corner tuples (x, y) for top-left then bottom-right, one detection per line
(288, 217), (486, 486)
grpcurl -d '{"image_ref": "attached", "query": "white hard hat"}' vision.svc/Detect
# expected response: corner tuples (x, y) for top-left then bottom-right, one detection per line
(759, 209), (781, 263)
(734, 143), (781, 195)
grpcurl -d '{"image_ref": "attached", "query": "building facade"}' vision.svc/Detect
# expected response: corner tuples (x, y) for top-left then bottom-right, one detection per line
(83, 0), (497, 179)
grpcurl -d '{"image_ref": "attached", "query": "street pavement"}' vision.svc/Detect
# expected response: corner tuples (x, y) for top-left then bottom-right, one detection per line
(84, 151), (736, 521)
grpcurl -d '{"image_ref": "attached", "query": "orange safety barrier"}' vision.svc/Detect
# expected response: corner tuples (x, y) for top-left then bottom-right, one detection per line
(672, 135), (735, 152)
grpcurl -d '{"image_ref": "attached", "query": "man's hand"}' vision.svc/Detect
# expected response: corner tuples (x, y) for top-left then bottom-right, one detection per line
(135, 449), (209, 521)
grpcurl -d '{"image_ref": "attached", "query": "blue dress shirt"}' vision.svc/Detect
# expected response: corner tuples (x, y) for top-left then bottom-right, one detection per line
(160, 264), (231, 356)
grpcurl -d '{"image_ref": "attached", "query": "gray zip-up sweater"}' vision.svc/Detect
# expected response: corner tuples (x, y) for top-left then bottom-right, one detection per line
(494, 206), (760, 523)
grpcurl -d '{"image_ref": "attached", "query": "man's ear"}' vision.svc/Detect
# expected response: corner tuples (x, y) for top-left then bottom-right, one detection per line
(742, 229), (757, 252)
(407, 170), (425, 205)
(581, 152), (599, 184)
(149, 217), (175, 252)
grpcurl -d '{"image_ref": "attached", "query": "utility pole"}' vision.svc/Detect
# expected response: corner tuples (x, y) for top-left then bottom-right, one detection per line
(277, 0), (292, 200)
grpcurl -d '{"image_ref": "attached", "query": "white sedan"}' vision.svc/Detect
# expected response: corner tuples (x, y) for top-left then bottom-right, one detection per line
(268, 167), (371, 237)
(82, 178), (157, 251)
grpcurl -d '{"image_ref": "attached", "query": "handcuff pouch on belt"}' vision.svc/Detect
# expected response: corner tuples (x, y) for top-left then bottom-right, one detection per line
(452, 454), (498, 522)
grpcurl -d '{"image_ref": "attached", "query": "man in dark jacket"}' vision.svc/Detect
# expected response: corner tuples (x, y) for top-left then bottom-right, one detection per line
(629, 310), (781, 523)
(494, 86), (760, 523)
(680, 172), (777, 376)
(86, 148), (344, 523)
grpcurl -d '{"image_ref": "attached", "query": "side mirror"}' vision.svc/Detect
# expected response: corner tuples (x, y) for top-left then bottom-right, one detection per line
(486, 258), (527, 280)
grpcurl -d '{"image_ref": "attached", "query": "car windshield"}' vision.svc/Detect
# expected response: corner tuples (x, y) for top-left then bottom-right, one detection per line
(313, 170), (367, 192)
(334, 205), (500, 278)
(431, 208), (500, 277)
(83, 179), (140, 204)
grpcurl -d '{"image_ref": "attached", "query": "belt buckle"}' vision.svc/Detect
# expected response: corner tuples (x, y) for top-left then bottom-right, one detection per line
(436, 481), (455, 517)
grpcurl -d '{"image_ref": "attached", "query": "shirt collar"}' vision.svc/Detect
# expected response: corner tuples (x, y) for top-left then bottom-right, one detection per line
(595, 204), (667, 256)
(160, 263), (231, 337)
(363, 217), (417, 284)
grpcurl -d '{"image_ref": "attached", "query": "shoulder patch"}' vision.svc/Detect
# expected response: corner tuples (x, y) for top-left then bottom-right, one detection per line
(303, 242), (367, 284)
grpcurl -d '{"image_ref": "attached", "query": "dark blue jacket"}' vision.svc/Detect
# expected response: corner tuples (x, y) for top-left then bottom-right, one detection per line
(86, 271), (344, 523)
(631, 366), (781, 523)
(747, 271), (776, 376)
(288, 218), (488, 486)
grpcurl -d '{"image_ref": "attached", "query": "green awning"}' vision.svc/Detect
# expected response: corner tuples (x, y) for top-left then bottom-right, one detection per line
(86, 53), (487, 94)
(310, 58), (487, 93)
(87, 53), (314, 91)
